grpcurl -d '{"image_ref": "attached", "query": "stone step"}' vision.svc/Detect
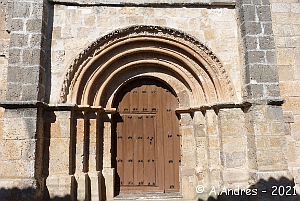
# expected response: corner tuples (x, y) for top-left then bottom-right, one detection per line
(114, 193), (193, 201)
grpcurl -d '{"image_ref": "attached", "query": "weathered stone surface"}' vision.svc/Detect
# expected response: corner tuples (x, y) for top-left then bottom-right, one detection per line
(0, 0), (299, 200)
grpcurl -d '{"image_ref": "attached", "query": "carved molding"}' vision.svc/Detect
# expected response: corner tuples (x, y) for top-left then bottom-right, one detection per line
(60, 25), (236, 104)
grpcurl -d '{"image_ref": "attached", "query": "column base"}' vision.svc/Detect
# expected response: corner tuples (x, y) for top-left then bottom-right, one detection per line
(102, 167), (115, 200)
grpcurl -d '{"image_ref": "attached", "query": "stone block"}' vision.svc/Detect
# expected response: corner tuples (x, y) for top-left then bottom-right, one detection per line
(253, 123), (270, 135)
(181, 126), (194, 138)
(47, 175), (71, 198)
(102, 168), (115, 200)
(240, 5), (256, 21)
(245, 50), (265, 64)
(12, 1), (30, 18)
(10, 33), (26, 49)
(10, 18), (23, 32)
(194, 124), (206, 137)
(243, 36), (258, 50)
(195, 137), (207, 148)
(30, 34), (42, 48)
(193, 111), (205, 124)
(245, 84), (264, 99)
(262, 22), (274, 35)
(181, 174), (197, 200)
(259, 36), (275, 49)
(270, 122), (286, 135)
(6, 82), (22, 101)
(2, 139), (22, 160)
(241, 21), (263, 36)
(208, 149), (221, 166)
(209, 169), (222, 186)
(32, 2), (44, 19)
(291, 3), (300, 13)
(267, 106), (284, 120)
(21, 84), (39, 101)
(221, 152), (247, 168)
(20, 67), (40, 84)
(256, 5), (272, 22)
(256, 150), (287, 170)
(247, 64), (279, 83)
(265, 50), (276, 64)
(208, 136), (220, 148)
(222, 168), (248, 183)
(278, 66), (295, 82)
(49, 139), (70, 174)
(6, 67), (22, 83)
(26, 19), (43, 32)
(7, 48), (21, 65)
(22, 48), (41, 66)
(222, 137), (247, 152)
(271, 3), (290, 13)
(283, 97), (300, 113)
(4, 116), (37, 140)
(50, 111), (71, 138)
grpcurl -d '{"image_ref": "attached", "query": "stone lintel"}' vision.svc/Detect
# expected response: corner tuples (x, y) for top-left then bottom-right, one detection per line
(48, 104), (115, 113)
(0, 101), (48, 109)
(48, 0), (236, 7)
(175, 101), (252, 114)
(244, 98), (285, 106)
(0, 102), (116, 114)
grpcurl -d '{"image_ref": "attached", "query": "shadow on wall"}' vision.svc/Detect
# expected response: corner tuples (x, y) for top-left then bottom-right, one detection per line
(0, 187), (71, 201)
(198, 177), (300, 201)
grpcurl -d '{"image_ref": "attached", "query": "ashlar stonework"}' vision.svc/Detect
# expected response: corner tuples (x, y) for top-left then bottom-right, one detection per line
(0, 0), (299, 201)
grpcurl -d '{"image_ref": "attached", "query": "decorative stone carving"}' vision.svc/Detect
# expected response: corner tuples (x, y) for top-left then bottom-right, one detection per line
(60, 25), (236, 105)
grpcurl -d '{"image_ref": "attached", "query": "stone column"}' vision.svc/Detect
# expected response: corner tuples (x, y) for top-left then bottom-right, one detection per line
(0, 107), (44, 200)
(101, 113), (115, 201)
(193, 110), (210, 200)
(205, 110), (222, 194)
(45, 110), (72, 199)
(179, 112), (197, 200)
(0, 0), (50, 200)
(218, 108), (248, 187)
(237, 0), (291, 195)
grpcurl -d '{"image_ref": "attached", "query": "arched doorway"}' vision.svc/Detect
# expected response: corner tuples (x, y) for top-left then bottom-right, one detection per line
(112, 78), (181, 194)
(59, 25), (237, 200)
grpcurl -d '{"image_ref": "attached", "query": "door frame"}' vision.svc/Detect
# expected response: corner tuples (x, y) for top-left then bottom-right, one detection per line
(111, 78), (181, 195)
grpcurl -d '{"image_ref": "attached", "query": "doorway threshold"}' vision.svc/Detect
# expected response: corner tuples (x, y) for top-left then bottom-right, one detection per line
(114, 192), (183, 200)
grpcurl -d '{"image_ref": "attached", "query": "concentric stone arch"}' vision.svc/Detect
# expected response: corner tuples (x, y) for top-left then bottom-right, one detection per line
(60, 25), (236, 107)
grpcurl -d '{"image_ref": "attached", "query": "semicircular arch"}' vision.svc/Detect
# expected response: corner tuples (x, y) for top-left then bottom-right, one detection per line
(60, 25), (236, 107)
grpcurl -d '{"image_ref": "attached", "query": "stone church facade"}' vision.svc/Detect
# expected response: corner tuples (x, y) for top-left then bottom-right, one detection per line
(0, 0), (299, 200)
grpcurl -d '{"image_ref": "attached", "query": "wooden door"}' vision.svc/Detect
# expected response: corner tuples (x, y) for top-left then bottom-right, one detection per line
(113, 79), (181, 194)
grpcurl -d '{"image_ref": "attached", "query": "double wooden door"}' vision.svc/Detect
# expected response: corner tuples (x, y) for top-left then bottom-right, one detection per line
(113, 79), (181, 194)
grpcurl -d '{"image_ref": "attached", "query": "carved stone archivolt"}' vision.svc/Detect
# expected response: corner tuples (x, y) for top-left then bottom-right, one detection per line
(60, 25), (236, 107)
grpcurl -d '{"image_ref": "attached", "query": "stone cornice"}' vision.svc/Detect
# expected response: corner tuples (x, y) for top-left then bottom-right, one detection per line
(175, 101), (252, 113)
(48, 0), (236, 7)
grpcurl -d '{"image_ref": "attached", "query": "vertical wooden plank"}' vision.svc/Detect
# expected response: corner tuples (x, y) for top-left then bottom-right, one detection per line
(155, 85), (164, 190)
(172, 96), (180, 191)
(124, 115), (134, 186)
(143, 115), (156, 186)
(135, 115), (144, 186)
(163, 89), (175, 191)
(130, 86), (139, 113)
(119, 91), (130, 113)
(139, 84), (148, 113)
(154, 86), (165, 190)
(116, 115), (124, 186)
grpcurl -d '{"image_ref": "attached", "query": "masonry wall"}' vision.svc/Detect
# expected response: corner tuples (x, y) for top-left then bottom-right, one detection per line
(50, 4), (242, 104)
(270, 0), (300, 191)
(0, 0), (298, 200)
